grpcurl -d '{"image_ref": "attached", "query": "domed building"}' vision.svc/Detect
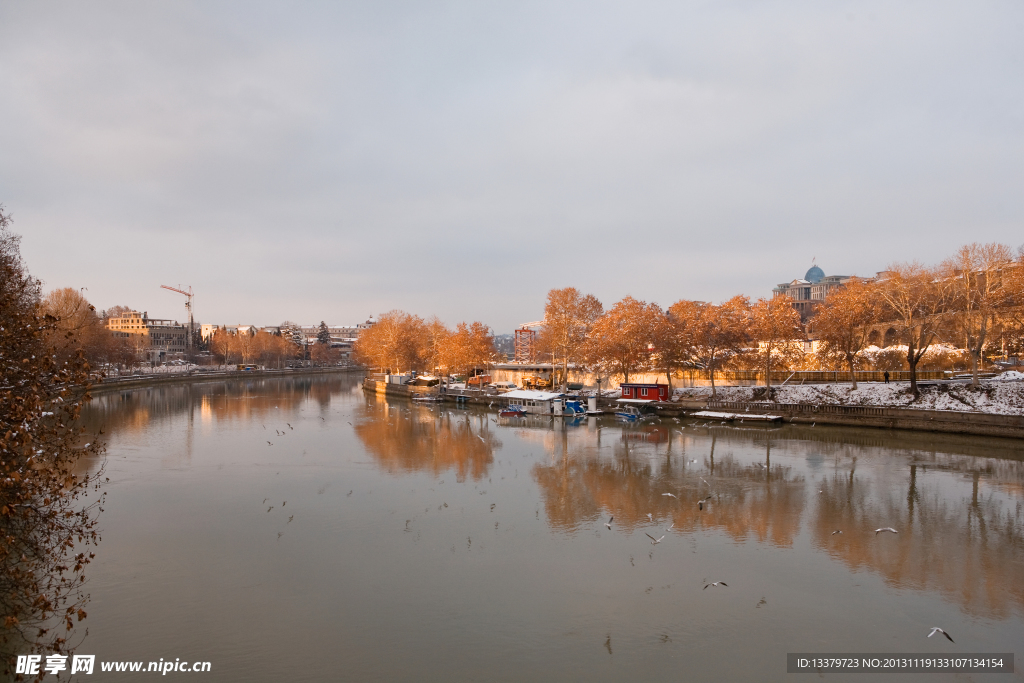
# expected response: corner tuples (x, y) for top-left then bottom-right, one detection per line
(772, 263), (854, 322)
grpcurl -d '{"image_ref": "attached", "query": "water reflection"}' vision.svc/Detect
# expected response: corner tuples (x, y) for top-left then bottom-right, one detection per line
(353, 397), (496, 481)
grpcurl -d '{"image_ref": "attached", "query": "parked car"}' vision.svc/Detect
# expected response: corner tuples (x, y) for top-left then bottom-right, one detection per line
(488, 381), (517, 393)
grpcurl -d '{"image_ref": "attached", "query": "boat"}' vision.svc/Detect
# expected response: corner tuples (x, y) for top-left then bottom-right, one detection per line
(562, 400), (586, 416)
(615, 405), (643, 421)
(411, 394), (444, 403)
(498, 405), (527, 417)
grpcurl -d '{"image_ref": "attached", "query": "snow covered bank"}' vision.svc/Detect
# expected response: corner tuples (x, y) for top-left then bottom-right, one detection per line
(673, 377), (1024, 416)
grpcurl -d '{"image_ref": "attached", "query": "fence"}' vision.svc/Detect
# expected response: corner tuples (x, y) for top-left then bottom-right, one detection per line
(677, 370), (946, 383)
(707, 400), (889, 417)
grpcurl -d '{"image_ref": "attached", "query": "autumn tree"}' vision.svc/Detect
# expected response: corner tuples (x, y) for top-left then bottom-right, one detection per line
(584, 296), (663, 384)
(748, 295), (804, 390)
(352, 310), (426, 373)
(811, 279), (879, 388)
(875, 262), (951, 395)
(942, 243), (1018, 386)
(422, 318), (453, 377)
(40, 288), (111, 366)
(0, 206), (104, 676)
(667, 297), (749, 398)
(538, 288), (603, 391)
(450, 321), (496, 380)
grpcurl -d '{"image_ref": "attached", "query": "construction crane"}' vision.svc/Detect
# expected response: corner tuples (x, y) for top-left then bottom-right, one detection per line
(160, 284), (194, 350)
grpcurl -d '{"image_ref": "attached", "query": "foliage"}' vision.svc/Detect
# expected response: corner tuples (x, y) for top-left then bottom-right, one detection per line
(0, 206), (104, 678)
(583, 296), (663, 383)
(812, 279), (878, 388)
(942, 243), (1020, 385)
(748, 295), (804, 389)
(537, 288), (602, 390)
(316, 321), (331, 346)
(874, 262), (951, 395)
(667, 297), (749, 397)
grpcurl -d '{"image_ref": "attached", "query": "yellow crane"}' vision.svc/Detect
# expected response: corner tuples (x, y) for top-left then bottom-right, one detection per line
(160, 284), (194, 350)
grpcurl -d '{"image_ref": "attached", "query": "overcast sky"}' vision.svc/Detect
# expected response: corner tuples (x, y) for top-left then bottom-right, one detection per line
(1, 1), (1022, 332)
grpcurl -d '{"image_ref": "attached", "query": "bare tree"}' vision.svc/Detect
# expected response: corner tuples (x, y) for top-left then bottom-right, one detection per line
(875, 262), (951, 395)
(942, 243), (1017, 386)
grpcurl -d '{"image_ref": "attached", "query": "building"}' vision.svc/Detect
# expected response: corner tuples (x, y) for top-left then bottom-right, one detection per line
(619, 383), (669, 402)
(773, 264), (855, 322)
(107, 310), (188, 361)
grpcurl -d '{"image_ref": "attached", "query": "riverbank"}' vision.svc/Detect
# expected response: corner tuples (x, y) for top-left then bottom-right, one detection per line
(673, 380), (1024, 415)
(89, 366), (363, 395)
(363, 377), (1024, 439)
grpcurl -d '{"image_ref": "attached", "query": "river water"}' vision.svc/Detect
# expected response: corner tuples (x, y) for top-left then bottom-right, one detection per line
(75, 374), (1022, 682)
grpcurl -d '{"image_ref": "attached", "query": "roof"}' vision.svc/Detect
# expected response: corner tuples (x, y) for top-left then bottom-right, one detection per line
(620, 382), (666, 387)
(805, 265), (825, 283)
(502, 390), (564, 401)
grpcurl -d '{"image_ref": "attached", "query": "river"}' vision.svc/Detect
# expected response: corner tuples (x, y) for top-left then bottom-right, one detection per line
(75, 374), (1023, 681)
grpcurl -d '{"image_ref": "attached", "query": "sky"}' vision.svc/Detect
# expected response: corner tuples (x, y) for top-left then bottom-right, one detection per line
(1, 1), (1022, 333)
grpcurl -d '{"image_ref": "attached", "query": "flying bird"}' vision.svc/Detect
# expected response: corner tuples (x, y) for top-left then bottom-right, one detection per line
(875, 527), (898, 535)
(605, 516), (613, 529)
(928, 627), (954, 643)
(267, 441), (272, 446)
(646, 513), (653, 521)
(287, 423), (292, 430)
(665, 523), (675, 531)
(703, 581), (728, 590)
(645, 533), (664, 545)
(831, 530), (843, 535)
(661, 492), (677, 498)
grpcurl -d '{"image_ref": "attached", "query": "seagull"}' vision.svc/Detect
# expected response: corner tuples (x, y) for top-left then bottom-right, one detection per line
(605, 516), (613, 529)
(287, 423), (292, 430)
(477, 435), (485, 442)
(875, 527), (898, 535)
(703, 581), (728, 590)
(698, 496), (712, 511)
(661, 492), (677, 498)
(831, 530), (843, 535)
(665, 523), (675, 531)
(646, 513), (653, 521)
(645, 533), (664, 545)
(928, 627), (954, 643)
(267, 441), (272, 446)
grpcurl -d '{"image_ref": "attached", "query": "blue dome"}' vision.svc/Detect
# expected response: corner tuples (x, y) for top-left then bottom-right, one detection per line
(804, 265), (825, 283)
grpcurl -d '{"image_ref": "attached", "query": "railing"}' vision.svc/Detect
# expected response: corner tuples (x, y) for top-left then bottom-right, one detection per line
(708, 400), (888, 417)
(676, 370), (946, 382)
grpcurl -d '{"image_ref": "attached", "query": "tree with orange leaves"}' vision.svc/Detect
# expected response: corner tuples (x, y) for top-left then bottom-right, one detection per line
(584, 296), (664, 383)
(749, 295), (803, 390)
(667, 297), (749, 398)
(811, 279), (879, 388)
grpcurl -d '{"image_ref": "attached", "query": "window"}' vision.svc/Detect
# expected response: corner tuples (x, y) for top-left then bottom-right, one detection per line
(641, 388), (648, 397)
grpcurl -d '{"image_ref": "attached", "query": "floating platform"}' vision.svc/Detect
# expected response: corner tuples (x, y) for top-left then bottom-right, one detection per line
(691, 410), (782, 423)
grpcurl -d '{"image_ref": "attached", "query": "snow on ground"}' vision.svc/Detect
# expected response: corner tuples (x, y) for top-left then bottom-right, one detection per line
(673, 376), (1024, 415)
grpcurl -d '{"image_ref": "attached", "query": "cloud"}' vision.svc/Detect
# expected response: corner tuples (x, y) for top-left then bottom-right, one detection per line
(1, 0), (1022, 331)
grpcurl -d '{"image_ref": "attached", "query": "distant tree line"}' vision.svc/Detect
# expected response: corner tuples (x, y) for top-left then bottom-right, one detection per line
(353, 243), (1024, 397)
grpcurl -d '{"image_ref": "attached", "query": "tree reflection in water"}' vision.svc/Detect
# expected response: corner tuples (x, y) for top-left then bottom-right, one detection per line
(533, 425), (806, 547)
(354, 398), (496, 482)
(529, 419), (1024, 619)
